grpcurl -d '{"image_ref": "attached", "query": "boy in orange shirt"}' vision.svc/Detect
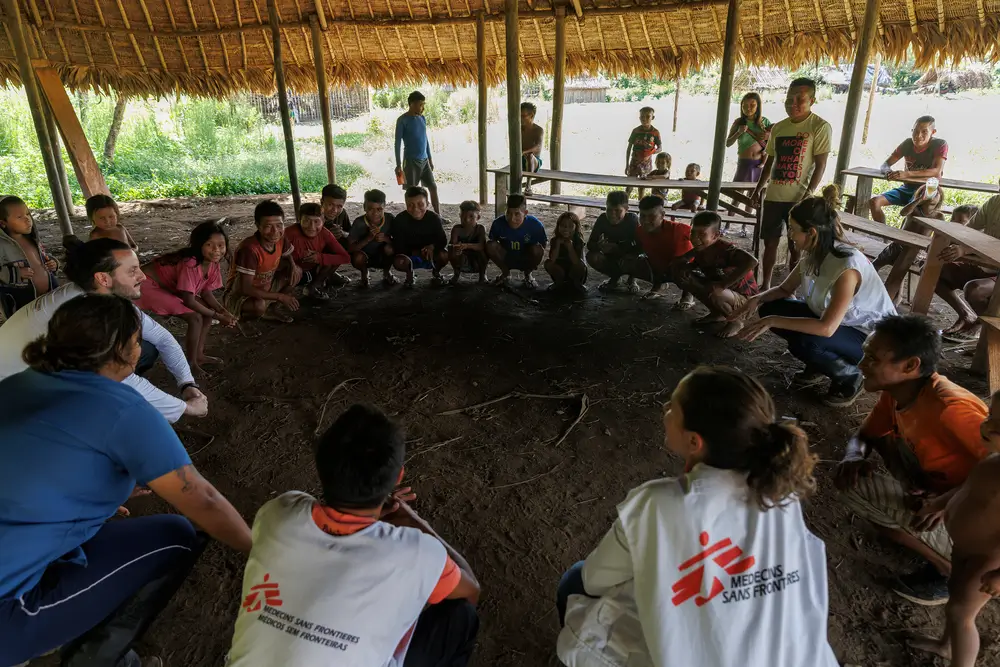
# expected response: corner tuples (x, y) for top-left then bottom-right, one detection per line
(623, 195), (693, 307)
(284, 203), (350, 300)
(834, 315), (988, 605)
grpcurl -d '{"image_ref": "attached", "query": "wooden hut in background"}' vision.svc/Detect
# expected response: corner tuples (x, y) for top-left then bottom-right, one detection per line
(562, 77), (609, 104)
(1, 0), (1000, 231)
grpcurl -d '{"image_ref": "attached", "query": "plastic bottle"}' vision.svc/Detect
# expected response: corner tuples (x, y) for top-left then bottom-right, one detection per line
(925, 177), (939, 199)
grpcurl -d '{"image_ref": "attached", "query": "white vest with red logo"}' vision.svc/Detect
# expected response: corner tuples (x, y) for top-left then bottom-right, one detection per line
(557, 465), (837, 667)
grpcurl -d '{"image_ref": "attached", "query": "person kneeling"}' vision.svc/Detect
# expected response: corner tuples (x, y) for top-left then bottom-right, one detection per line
(676, 211), (759, 337)
(622, 195), (693, 306)
(348, 189), (397, 289)
(392, 186), (450, 287)
(486, 194), (547, 289)
(449, 201), (488, 285)
(285, 202), (350, 300)
(586, 190), (640, 293)
(545, 212), (588, 294)
(226, 404), (481, 667)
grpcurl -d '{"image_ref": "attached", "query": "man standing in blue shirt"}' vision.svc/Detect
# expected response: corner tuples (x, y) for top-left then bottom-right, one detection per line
(486, 194), (547, 289)
(394, 91), (441, 214)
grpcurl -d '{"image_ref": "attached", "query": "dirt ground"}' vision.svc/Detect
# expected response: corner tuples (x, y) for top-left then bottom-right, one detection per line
(31, 195), (999, 667)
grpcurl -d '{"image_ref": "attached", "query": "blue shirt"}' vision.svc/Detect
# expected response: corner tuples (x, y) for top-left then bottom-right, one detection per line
(0, 369), (191, 600)
(489, 215), (548, 251)
(394, 113), (431, 165)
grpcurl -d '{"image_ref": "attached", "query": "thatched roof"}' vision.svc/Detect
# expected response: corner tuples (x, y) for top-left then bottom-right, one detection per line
(915, 66), (994, 90)
(733, 66), (790, 90)
(1, 0), (999, 97)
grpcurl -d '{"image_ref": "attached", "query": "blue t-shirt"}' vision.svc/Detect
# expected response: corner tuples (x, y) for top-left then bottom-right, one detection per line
(0, 369), (191, 600)
(489, 215), (548, 251)
(394, 114), (431, 165)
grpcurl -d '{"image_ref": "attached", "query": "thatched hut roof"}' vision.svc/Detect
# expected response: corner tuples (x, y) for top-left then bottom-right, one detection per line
(1, 0), (998, 97)
(915, 66), (994, 90)
(733, 66), (790, 90)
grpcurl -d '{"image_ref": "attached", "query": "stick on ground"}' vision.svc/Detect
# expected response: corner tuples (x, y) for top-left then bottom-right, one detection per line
(315, 377), (364, 435)
(550, 394), (590, 448)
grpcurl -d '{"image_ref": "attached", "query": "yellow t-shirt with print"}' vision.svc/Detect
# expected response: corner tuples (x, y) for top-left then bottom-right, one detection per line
(764, 113), (832, 203)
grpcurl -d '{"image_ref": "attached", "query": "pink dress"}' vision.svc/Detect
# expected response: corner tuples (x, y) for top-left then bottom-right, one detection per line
(136, 257), (223, 316)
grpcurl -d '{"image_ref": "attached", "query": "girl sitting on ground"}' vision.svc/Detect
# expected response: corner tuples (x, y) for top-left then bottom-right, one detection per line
(0, 196), (58, 316)
(872, 184), (945, 303)
(555, 366), (838, 667)
(87, 194), (138, 250)
(135, 220), (237, 376)
(544, 212), (587, 293)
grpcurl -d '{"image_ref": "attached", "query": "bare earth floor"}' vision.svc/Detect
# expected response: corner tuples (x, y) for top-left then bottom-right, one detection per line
(30, 195), (999, 667)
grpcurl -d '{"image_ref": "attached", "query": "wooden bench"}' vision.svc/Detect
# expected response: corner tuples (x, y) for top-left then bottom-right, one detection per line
(838, 210), (932, 252)
(842, 166), (997, 219)
(524, 192), (754, 226)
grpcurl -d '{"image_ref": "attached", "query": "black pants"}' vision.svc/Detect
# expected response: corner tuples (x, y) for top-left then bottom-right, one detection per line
(403, 600), (479, 667)
(135, 340), (159, 377)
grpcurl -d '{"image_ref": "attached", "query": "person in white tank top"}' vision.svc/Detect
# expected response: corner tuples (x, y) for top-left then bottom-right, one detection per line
(555, 367), (838, 667)
(731, 185), (896, 408)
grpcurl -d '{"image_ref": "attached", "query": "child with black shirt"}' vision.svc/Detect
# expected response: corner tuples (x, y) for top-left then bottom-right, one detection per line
(449, 201), (488, 285)
(391, 186), (449, 287)
(586, 190), (640, 293)
(545, 212), (587, 294)
(348, 189), (396, 289)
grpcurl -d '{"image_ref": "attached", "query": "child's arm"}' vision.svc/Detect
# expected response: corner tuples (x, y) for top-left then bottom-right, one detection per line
(726, 118), (745, 147)
(624, 140), (633, 174)
(449, 225), (462, 250)
(122, 225), (139, 250)
(465, 225), (486, 252)
(880, 144), (905, 176)
(566, 237), (584, 266)
(200, 289), (237, 326)
(712, 247), (758, 290)
(320, 231), (351, 267)
(548, 238), (562, 260)
(392, 500), (480, 604)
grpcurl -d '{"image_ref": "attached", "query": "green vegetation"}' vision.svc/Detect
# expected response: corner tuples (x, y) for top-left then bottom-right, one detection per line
(371, 86), (494, 127)
(0, 91), (365, 208)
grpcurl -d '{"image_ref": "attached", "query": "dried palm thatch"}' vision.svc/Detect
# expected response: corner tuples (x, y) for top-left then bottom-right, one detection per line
(0, 0), (998, 97)
(915, 66), (994, 90)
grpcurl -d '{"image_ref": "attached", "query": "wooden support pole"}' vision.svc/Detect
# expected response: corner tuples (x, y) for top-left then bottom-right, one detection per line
(267, 0), (300, 214)
(672, 75), (680, 132)
(834, 0), (881, 189)
(549, 5), (566, 196)
(505, 0), (521, 195)
(477, 12), (488, 205)
(862, 52), (882, 145)
(309, 15), (336, 184)
(706, 0), (740, 211)
(1, 0), (73, 236)
(42, 99), (74, 214)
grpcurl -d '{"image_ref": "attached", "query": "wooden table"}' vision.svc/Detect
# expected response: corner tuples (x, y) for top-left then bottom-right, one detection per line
(910, 216), (1000, 392)
(842, 166), (999, 219)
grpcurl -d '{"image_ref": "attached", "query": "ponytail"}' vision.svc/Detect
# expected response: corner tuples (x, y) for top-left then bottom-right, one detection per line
(745, 421), (817, 509)
(791, 184), (852, 274)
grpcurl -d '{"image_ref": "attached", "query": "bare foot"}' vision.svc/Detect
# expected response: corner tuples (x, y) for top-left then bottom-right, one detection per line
(199, 355), (223, 365)
(716, 320), (745, 338)
(261, 308), (293, 323)
(905, 631), (951, 660)
(672, 297), (696, 311)
(943, 315), (978, 335)
(695, 313), (726, 324)
(190, 364), (208, 379)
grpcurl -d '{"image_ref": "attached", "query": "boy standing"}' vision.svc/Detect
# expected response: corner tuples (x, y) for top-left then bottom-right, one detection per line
(624, 107), (662, 199)
(227, 404), (480, 667)
(751, 78), (832, 289)
(224, 200), (301, 322)
(348, 190), (396, 289)
(586, 190), (640, 293)
(670, 163), (705, 213)
(394, 91), (440, 214)
(520, 102), (544, 195)
(449, 201), (488, 285)
(285, 203), (351, 300)
(391, 187), (449, 287)
(871, 116), (948, 224)
(486, 194), (547, 289)
(622, 195), (694, 304)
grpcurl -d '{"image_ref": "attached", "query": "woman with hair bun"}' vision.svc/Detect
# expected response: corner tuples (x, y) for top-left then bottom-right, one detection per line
(0, 293), (251, 667)
(732, 185), (896, 407)
(556, 366), (837, 667)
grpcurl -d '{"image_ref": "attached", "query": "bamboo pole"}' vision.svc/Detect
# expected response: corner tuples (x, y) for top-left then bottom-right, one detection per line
(834, 0), (881, 188)
(310, 16), (336, 183)
(862, 52), (882, 145)
(672, 74), (680, 132)
(267, 0), (301, 214)
(505, 0), (521, 195)
(706, 0), (740, 211)
(1, 0), (73, 236)
(476, 11), (488, 205)
(549, 5), (566, 196)
(43, 99), (74, 214)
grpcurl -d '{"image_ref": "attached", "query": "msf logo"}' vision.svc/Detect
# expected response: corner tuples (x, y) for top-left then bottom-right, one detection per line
(242, 573), (283, 612)
(671, 532), (756, 607)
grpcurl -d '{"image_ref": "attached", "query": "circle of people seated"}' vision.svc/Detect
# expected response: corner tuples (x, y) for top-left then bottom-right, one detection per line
(4, 78), (1000, 666)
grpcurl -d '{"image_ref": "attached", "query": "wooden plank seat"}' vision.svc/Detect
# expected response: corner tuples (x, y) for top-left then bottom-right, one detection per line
(838, 210), (932, 251)
(524, 192), (754, 226)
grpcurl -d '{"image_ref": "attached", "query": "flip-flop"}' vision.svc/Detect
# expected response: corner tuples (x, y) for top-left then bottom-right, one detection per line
(941, 328), (981, 343)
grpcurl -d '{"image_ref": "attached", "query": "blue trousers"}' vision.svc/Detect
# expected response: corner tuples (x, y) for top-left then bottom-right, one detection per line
(759, 299), (867, 368)
(556, 561), (594, 628)
(135, 340), (159, 377)
(0, 515), (202, 667)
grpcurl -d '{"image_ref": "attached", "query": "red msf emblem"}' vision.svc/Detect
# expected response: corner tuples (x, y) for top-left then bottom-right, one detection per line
(242, 573), (283, 612)
(671, 532), (756, 607)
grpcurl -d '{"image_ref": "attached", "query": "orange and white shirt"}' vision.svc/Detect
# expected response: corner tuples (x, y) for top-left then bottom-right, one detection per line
(557, 465), (837, 667)
(227, 492), (459, 667)
(226, 233), (290, 294)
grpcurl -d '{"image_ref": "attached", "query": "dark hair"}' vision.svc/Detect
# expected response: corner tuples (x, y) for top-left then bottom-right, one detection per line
(674, 366), (817, 509)
(953, 204), (979, 220)
(872, 315), (941, 377)
(639, 106), (655, 114)
(321, 184), (347, 201)
(606, 190), (628, 208)
(788, 77), (817, 95)
(23, 293), (142, 374)
(556, 211), (582, 238)
(739, 92), (763, 125)
(254, 200), (284, 226)
(459, 200), (481, 213)
(64, 237), (131, 289)
(0, 196), (39, 245)
(299, 202), (323, 219)
(686, 162), (701, 174)
(405, 186), (429, 201)
(315, 404), (405, 509)
(520, 102), (537, 116)
(505, 194), (527, 211)
(407, 91), (426, 104)
(789, 185), (851, 273)
(364, 189), (387, 205)
(638, 195), (665, 211)
(85, 194), (119, 221)
(655, 152), (672, 169)
(158, 220), (230, 267)
(692, 211), (722, 231)
(915, 115), (935, 127)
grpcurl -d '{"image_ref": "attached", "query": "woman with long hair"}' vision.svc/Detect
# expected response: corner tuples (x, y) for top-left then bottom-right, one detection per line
(0, 293), (250, 667)
(733, 185), (897, 407)
(556, 366), (837, 667)
(725, 92), (772, 236)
